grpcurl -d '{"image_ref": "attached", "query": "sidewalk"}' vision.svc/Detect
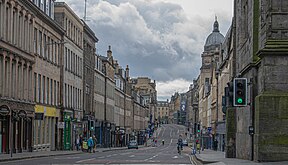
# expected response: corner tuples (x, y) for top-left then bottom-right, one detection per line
(192, 149), (288, 165)
(0, 146), (136, 162)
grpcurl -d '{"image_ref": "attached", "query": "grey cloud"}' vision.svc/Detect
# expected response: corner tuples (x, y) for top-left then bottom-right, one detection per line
(61, 0), (232, 98)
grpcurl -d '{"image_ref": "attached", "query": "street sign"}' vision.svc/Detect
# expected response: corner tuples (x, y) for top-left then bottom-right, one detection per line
(0, 105), (10, 116)
(58, 122), (65, 128)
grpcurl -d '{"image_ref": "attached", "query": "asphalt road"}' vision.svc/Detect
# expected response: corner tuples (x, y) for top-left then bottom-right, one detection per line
(1, 124), (200, 165)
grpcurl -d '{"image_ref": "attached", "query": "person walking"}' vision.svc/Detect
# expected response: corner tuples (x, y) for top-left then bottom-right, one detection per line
(92, 135), (97, 153)
(75, 136), (80, 151)
(87, 136), (94, 153)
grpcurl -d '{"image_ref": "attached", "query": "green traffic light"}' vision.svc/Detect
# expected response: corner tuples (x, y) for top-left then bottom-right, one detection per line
(237, 98), (243, 104)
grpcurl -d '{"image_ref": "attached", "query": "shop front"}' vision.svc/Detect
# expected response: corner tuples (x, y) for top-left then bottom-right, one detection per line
(34, 105), (59, 151)
(0, 102), (34, 155)
(63, 111), (73, 150)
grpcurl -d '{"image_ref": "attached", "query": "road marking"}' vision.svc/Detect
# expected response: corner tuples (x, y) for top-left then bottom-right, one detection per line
(98, 156), (105, 158)
(129, 155), (135, 157)
(112, 153), (118, 156)
(173, 155), (179, 158)
(75, 158), (95, 163)
(106, 155), (112, 157)
(144, 154), (158, 161)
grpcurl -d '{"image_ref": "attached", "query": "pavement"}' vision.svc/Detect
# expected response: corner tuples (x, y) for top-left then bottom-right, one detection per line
(0, 145), (145, 162)
(183, 147), (288, 165)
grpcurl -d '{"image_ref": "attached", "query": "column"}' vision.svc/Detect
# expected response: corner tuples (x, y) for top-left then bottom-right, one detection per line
(8, 54), (13, 98)
(15, 57), (19, 99)
(2, 1), (6, 40)
(16, 5), (20, 47)
(26, 62), (30, 101)
(10, 1), (15, 43)
(21, 60), (25, 100)
(28, 15), (33, 53)
(22, 10), (26, 50)
(21, 119), (24, 152)
(1, 51), (6, 96)
(31, 64), (35, 102)
(0, 1), (3, 38)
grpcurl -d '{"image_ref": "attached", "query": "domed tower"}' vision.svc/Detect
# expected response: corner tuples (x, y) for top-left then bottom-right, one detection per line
(204, 16), (224, 51)
(201, 17), (224, 69)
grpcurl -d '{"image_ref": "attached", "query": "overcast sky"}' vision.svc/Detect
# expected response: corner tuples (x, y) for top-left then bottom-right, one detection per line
(60, 0), (233, 101)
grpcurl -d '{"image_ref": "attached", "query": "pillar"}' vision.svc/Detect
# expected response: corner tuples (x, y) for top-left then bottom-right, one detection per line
(25, 62), (29, 101)
(15, 57), (19, 99)
(8, 54), (14, 98)
(16, 5), (21, 47)
(21, 59), (25, 100)
(10, 1), (15, 43)
(2, 51), (6, 96)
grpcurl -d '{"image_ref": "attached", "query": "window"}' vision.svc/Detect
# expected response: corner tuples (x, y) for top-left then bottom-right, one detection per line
(34, 73), (37, 102)
(40, 0), (44, 11)
(50, 79), (53, 105)
(54, 80), (56, 105)
(42, 76), (45, 103)
(64, 83), (67, 107)
(51, 39), (54, 63)
(38, 74), (41, 103)
(57, 81), (59, 105)
(44, 34), (47, 58)
(47, 37), (50, 61)
(51, 0), (54, 19)
(34, 28), (37, 53)
(65, 47), (67, 69)
(47, 77), (49, 104)
(39, 31), (42, 56)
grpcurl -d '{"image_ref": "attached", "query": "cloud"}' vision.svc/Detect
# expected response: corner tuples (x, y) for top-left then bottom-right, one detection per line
(156, 79), (191, 101)
(61, 0), (232, 100)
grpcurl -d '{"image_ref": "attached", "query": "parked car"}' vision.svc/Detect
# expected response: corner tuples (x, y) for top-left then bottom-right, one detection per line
(128, 140), (138, 149)
(182, 139), (188, 146)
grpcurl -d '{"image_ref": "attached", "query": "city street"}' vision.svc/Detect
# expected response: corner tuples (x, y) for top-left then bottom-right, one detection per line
(0, 124), (201, 165)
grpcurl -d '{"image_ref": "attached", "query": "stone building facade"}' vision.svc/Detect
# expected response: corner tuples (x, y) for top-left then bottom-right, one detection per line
(232, 0), (288, 161)
(198, 18), (224, 149)
(54, 2), (84, 150)
(0, 0), (38, 154)
(156, 100), (169, 124)
(186, 78), (199, 136)
(29, 0), (63, 152)
(81, 21), (98, 138)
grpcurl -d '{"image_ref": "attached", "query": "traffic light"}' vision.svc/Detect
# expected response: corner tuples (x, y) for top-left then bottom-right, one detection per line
(89, 120), (94, 131)
(194, 123), (197, 134)
(233, 78), (247, 106)
(197, 124), (200, 133)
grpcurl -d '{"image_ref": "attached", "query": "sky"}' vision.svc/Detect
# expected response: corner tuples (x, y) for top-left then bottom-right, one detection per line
(60, 0), (233, 101)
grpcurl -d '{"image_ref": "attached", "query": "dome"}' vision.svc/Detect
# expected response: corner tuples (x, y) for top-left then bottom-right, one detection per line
(204, 17), (224, 47)
(205, 32), (224, 46)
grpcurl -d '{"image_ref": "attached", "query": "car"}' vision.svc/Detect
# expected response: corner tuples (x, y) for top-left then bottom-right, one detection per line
(182, 139), (188, 146)
(128, 140), (139, 149)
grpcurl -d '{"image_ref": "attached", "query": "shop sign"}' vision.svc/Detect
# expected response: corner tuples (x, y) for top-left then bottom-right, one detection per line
(0, 105), (10, 116)
(35, 105), (56, 117)
(35, 113), (44, 120)
(18, 110), (27, 118)
(58, 122), (65, 128)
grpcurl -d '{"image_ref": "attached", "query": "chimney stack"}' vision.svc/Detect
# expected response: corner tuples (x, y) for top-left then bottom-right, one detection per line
(125, 65), (129, 80)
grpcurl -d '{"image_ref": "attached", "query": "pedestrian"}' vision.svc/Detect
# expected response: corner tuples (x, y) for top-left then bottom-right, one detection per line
(87, 136), (94, 153)
(79, 135), (83, 151)
(196, 142), (201, 154)
(92, 135), (97, 153)
(75, 136), (80, 151)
